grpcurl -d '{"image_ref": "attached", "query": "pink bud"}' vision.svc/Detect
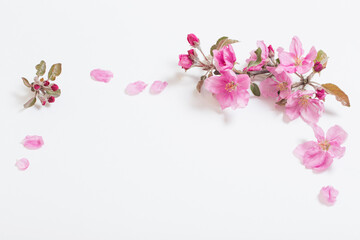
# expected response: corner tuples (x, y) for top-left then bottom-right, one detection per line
(268, 45), (275, 58)
(43, 81), (50, 86)
(314, 61), (323, 72)
(187, 49), (197, 60)
(48, 96), (55, 103)
(178, 54), (193, 70)
(51, 84), (59, 91)
(316, 88), (326, 100)
(33, 84), (41, 90)
(187, 33), (200, 47)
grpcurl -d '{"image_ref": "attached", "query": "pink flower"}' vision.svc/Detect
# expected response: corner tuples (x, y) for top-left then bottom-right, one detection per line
(278, 36), (317, 74)
(15, 158), (30, 171)
(204, 70), (250, 110)
(187, 33), (200, 47)
(294, 124), (347, 171)
(259, 67), (292, 100)
(125, 81), (147, 95)
(150, 81), (168, 94)
(178, 54), (193, 70)
(285, 90), (324, 124)
(245, 41), (269, 71)
(314, 61), (324, 73)
(316, 88), (326, 100)
(319, 186), (339, 205)
(22, 135), (44, 150)
(213, 45), (236, 73)
(90, 69), (113, 83)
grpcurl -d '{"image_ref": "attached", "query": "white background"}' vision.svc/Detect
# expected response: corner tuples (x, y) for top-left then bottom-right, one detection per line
(0, 0), (359, 239)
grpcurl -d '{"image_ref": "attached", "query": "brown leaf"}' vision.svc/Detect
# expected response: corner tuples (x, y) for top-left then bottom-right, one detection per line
(321, 83), (350, 107)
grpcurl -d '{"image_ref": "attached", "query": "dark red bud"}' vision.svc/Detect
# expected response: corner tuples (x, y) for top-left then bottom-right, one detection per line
(51, 84), (59, 91)
(43, 81), (50, 86)
(33, 84), (41, 90)
(314, 61), (323, 72)
(48, 96), (55, 103)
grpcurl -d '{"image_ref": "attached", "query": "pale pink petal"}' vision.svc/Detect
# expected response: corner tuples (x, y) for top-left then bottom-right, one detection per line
(285, 104), (300, 120)
(304, 46), (317, 62)
(15, 158), (30, 171)
(90, 69), (113, 83)
(328, 145), (346, 159)
(22, 135), (44, 150)
(302, 147), (333, 171)
(232, 91), (250, 109)
(319, 186), (338, 205)
(293, 141), (318, 160)
(259, 78), (278, 98)
(204, 76), (226, 95)
(278, 51), (295, 66)
(215, 92), (233, 110)
(312, 124), (325, 142)
(296, 62), (314, 74)
(290, 36), (304, 57)
(125, 81), (147, 95)
(326, 125), (348, 145)
(150, 81), (168, 94)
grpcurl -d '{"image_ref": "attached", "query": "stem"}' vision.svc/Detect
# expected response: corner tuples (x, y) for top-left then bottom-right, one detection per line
(197, 47), (210, 63)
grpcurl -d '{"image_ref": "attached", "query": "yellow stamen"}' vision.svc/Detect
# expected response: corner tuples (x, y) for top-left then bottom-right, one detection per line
(319, 140), (330, 151)
(295, 57), (303, 66)
(225, 81), (237, 92)
(278, 82), (288, 91)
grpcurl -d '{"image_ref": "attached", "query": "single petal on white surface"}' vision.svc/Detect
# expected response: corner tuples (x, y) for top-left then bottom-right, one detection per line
(125, 81), (147, 95)
(15, 158), (30, 171)
(150, 81), (168, 94)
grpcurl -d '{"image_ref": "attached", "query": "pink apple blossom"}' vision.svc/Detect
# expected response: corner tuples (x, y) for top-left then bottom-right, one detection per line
(204, 70), (250, 110)
(15, 158), (30, 171)
(293, 124), (347, 171)
(125, 81), (147, 95)
(22, 135), (44, 150)
(285, 90), (324, 124)
(278, 36), (317, 74)
(213, 45), (236, 73)
(187, 33), (200, 47)
(319, 186), (339, 205)
(90, 69), (113, 83)
(150, 81), (168, 94)
(245, 40), (269, 71)
(178, 54), (193, 70)
(259, 67), (292, 100)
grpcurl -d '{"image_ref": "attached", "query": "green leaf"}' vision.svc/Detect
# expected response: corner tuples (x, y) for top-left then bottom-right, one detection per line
(48, 63), (62, 80)
(22, 77), (31, 87)
(315, 50), (329, 67)
(250, 83), (261, 96)
(24, 97), (36, 108)
(210, 44), (217, 56)
(46, 89), (61, 98)
(197, 76), (207, 93)
(247, 48), (262, 68)
(35, 60), (46, 76)
(210, 36), (239, 56)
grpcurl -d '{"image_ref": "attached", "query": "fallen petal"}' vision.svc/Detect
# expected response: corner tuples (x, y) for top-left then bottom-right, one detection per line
(125, 81), (147, 95)
(15, 158), (30, 170)
(319, 186), (338, 205)
(150, 81), (168, 94)
(22, 135), (44, 150)
(90, 69), (113, 83)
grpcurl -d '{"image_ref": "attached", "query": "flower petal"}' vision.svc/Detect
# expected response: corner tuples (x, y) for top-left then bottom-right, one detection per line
(22, 135), (44, 150)
(319, 186), (338, 205)
(125, 81), (147, 95)
(312, 124), (325, 142)
(204, 75), (226, 95)
(328, 145), (346, 159)
(278, 51), (295, 66)
(290, 36), (304, 57)
(90, 69), (113, 83)
(150, 81), (168, 94)
(326, 125), (348, 145)
(15, 158), (30, 171)
(259, 78), (279, 98)
(293, 141), (318, 160)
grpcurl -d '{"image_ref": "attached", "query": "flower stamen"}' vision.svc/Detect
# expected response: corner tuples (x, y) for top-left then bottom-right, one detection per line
(225, 81), (237, 92)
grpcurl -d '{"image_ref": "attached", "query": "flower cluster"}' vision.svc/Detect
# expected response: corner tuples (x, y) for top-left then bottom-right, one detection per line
(179, 34), (350, 204)
(22, 60), (62, 108)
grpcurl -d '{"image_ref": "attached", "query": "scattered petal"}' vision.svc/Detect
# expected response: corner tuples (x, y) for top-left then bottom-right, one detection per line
(150, 81), (168, 94)
(15, 158), (30, 171)
(319, 186), (338, 205)
(22, 135), (44, 150)
(90, 69), (113, 83)
(125, 81), (147, 95)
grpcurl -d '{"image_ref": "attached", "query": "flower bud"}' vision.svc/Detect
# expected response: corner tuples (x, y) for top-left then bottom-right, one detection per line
(33, 84), (41, 91)
(43, 81), (50, 86)
(187, 33), (200, 47)
(178, 54), (193, 70)
(48, 96), (55, 103)
(314, 61), (323, 72)
(187, 49), (198, 60)
(268, 45), (275, 58)
(51, 84), (59, 91)
(316, 88), (326, 100)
